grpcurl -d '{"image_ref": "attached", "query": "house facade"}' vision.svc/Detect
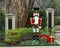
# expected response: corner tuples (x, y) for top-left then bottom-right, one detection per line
(5, 8), (54, 33)
(5, 13), (15, 32)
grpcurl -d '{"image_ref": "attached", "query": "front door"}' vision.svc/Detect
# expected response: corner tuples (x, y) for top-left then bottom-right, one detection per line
(8, 19), (12, 29)
(48, 13), (52, 35)
(48, 13), (52, 28)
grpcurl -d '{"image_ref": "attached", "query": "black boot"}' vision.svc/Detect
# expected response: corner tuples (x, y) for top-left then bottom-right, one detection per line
(33, 32), (37, 40)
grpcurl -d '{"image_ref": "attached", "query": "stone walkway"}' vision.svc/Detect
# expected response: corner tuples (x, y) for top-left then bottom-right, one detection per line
(55, 30), (60, 45)
(55, 37), (60, 45)
(0, 46), (59, 48)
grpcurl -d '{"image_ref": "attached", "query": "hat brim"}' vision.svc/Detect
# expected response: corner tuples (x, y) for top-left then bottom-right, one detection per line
(33, 7), (39, 10)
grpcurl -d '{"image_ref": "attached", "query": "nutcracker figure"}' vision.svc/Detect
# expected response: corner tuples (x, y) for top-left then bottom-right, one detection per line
(30, 7), (42, 40)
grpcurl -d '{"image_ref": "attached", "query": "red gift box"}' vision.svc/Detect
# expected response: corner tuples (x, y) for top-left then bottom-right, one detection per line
(45, 34), (50, 42)
(45, 34), (50, 39)
(47, 36), (51, 42)
(40, 34), (44, 39)
(50, 36), (55, 43)
(46, 36), (55, 43)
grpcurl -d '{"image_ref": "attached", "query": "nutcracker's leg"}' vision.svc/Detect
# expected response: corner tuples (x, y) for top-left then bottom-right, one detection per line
(33, 28), (40, 40)
(36, 28), (40, 40)
(33, 28), (37, 40)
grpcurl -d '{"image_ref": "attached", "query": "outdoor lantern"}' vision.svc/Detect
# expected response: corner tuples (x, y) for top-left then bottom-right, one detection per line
(30, 18), (34, 25)
(40, 34), (44, 39)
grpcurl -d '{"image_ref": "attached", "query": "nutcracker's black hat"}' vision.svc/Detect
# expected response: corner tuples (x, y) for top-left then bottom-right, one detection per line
(33, 7), (39, 11)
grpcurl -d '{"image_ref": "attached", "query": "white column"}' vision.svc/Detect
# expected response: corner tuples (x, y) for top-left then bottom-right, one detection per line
(5, 16), (8, 31)
(12, 16), (15, 30)
(46, 10), (49, 32)
(5, 16), (8, 41)
(52, 10), (54, 27)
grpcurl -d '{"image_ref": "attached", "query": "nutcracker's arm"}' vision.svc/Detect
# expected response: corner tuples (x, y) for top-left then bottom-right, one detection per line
(30, 18), (34, 25)
(39, 18), (42, 26)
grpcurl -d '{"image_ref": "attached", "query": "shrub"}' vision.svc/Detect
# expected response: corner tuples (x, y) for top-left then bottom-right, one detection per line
(25, 10), (33, 27)
(0, 10), (5, 37)
(5, 29), (20, 44)
(40, 10), (47, 28)
(5, 27), (49, 44)
(5, 28), (33, 44)
(54, 25), (60, 30)
(51, 25), (60, 35)
(40, 27), (48, 35)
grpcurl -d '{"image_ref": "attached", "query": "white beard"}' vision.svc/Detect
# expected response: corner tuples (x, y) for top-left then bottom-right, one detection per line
(33, 16), (39, 24)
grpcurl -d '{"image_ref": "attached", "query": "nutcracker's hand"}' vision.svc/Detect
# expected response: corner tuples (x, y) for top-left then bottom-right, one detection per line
(34, 22), (35, 24)
(39, 26), (42, 29)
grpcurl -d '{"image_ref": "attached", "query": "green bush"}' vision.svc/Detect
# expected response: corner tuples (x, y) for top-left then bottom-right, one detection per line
(0, 10), (5, 37)
(40, 10), (47, 28)
(5, 27), (49, 44)
(51, 25), (60, 35)
(25, 10), (33, 27)
(5, 28), (33, 44)
(40, 27), (48, 35)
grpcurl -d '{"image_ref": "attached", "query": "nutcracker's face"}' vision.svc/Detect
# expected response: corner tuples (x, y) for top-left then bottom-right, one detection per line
(33, 12), (39, 16)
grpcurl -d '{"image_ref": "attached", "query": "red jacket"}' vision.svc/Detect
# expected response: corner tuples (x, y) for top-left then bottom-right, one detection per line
(30, 18), (42, 26)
